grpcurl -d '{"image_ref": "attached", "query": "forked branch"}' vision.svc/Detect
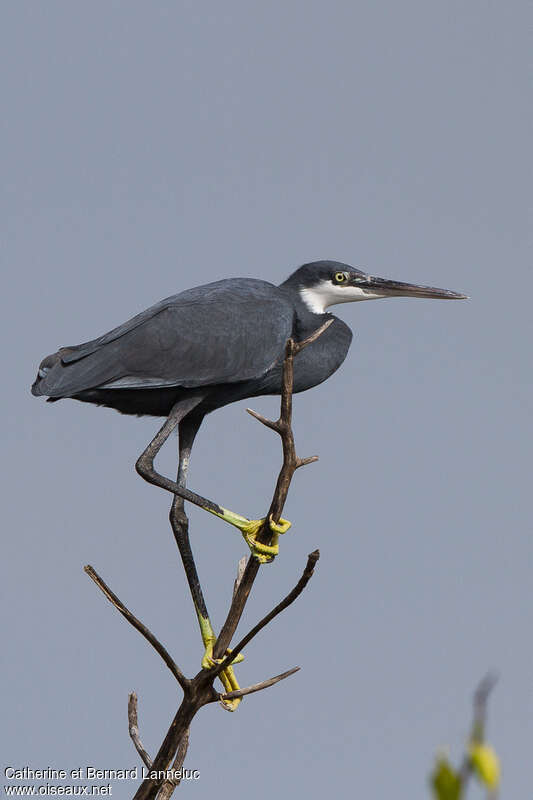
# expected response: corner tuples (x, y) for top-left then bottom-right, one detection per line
(86, 325), (331, 799)
(128, 693), (152, 769)
(215, 550), (320, 674)
(213, 321), (332, 660)
(219, 667), (300, 701)
(84, 565), (188, 691)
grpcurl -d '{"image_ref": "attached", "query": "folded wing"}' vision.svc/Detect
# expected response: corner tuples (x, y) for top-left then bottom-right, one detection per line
(33, 279), (294, 398)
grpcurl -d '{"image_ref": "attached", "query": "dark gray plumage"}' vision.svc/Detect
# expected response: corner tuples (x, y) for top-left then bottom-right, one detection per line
(32, 261), (465, 419)
(31, 260), (466, 616)
(32, 272), (338, 416)
(33, 280), (292, 404)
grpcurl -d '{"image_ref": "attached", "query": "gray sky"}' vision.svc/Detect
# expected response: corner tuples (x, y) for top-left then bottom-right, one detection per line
(2, 2), (531, 797)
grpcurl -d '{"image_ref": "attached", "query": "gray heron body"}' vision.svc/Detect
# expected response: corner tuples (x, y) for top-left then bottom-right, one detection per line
(32, 258), (466, 549)
(32, 260), (465, 419)
(32, 260), (465, 702)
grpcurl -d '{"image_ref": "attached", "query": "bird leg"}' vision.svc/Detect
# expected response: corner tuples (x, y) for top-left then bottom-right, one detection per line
(136, 401), (292, 562)
(135, 397), (224, 517)
(168, 413), (243, 711)
(135, 401), (293, 707)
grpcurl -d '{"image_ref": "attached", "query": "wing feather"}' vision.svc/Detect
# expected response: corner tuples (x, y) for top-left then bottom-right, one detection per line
(36, 279), (294, 398)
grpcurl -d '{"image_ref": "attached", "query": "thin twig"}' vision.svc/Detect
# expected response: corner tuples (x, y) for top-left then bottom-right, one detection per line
(297, 455), (319, 468)
(246, 408), (278, 430)
(458, 672), (499, 786)
(233, 557), (247, 599)
(128, 693), (152, 769)
(220, 667), (300, 701)
(84, 565), (189, 691)
(472, 671), (499, 741)
(292, 319), (334, 353)
(215, 550), (319, 675)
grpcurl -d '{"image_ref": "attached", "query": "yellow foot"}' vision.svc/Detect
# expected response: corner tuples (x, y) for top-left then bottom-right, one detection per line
(204, 504), (292, 563)
(202, 643), (244, 712)
(236, 515), (292, 563)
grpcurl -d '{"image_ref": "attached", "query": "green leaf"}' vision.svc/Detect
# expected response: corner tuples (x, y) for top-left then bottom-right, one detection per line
(469, 742), (500, 789)
(431, 755), (462, 800)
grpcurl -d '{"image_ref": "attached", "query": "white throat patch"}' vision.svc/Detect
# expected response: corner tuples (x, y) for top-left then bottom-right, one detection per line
(299, 280), (386, 314)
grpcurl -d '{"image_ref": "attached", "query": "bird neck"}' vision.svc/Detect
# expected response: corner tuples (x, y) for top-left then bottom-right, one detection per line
(279, 284), (334, 340)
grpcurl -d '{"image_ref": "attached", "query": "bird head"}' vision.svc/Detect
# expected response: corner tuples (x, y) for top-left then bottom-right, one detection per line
(282, 261), (468, 314)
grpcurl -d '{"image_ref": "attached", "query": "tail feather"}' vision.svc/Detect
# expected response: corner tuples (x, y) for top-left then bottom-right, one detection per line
(31, 351), (63, 397)
(31, 343), (122, 398)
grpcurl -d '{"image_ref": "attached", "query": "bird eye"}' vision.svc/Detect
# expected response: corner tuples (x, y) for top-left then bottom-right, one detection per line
(334, 272), (347, 283)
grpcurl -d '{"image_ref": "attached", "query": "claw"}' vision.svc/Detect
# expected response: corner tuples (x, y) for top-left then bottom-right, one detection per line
(230, 514), (292, 563)
(201, 643), (243, 712)
(269, 516), (291, 535)
(202, 642), (244, 669)
(202, 501), (292, 562)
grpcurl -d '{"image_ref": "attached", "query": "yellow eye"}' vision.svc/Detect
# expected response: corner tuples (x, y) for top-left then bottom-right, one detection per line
(334, 272), (347, 283)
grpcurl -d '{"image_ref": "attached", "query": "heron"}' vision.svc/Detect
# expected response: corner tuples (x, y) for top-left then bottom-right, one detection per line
(32, 260), (466, 702)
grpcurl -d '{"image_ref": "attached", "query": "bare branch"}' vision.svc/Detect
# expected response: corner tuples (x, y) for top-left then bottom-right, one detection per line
(296, 455), (319, 468)
(99, 328), (329, 799)
(472, 671), (499, 740)
(213, 325), (331, 661)
(233, 557), (247, 599)
(245, 407), (279, 431)
(220, 667), (300, 701)
(292, 318), (333, 353)
(458, 672), (499, 786)
(245, 321), (333, 432)
(133, 698), (202, 800)
(215, 551), (320, 674)
(128, 693), (152, 769)
(84, 565), (189, 691)
(158, 729), (190, 799)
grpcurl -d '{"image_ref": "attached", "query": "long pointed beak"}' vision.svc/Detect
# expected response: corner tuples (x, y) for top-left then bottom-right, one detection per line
(360, 275), (468, 300)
